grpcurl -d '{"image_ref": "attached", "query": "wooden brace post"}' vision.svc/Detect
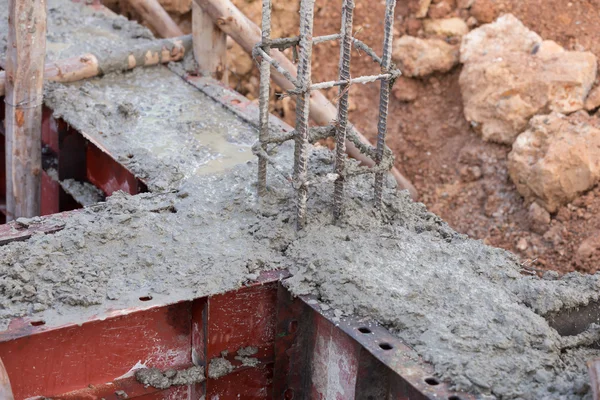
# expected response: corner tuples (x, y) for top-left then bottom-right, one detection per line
(192, 1), (227, 83)
(5, 0), (48, 220)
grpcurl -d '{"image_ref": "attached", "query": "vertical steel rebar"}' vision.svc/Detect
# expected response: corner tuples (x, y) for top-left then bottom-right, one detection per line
(373, 0), (397, 207)
(257, 0), (272, 197)
(294, 0), (316, 229)
(333, 0), (355, 220)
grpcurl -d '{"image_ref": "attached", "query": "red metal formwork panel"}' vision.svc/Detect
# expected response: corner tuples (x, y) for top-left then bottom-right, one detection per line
(0, 303), (193, 400)
(309, 313), (361, 399)
(41, 107), (59, 154)
(86, 144), (142, 196)
(274, 282), (475, 400)
(40, 170), (60, 216)
(205, 271), (282, 400)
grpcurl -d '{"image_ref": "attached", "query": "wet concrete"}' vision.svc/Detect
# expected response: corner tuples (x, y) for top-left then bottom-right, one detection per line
(44, 66), (257, 191)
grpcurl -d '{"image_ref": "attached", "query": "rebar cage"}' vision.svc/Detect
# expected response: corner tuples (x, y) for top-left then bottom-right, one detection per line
(253, 0), (400, 229)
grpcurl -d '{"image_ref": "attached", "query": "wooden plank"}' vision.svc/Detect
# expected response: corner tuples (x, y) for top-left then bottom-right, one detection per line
(192, 1), (227, 83)
(5, 0), (48, 220)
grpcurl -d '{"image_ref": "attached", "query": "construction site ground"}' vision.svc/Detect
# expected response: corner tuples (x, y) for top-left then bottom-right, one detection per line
(3, 0), (600, 399)
(213, 0), (600, 275)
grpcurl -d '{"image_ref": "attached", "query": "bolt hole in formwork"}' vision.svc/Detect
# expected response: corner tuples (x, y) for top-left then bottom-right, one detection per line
(378, 342), (393, 350)
(284, 388), (295, 399)
(30, 320), (46, 326)
(425, 377), (440, 386)
(139, 296), (153, 301)
(358, 326), (372, 334)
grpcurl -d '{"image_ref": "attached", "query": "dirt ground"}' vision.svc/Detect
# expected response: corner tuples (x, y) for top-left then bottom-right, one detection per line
(108, 0), (600, 274)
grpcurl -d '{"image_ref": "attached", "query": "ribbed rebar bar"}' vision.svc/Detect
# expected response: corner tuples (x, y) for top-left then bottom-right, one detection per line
(253, 46), (298, 87)
(294, 0), (316, 229)
(333, 0), (355, 220)
(374, 0), (397, 207)
(257, 0), (272, 197)
(286, 72), (397, 95)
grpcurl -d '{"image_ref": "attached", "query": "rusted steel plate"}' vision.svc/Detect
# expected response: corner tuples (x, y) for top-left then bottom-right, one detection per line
(40, 170), (60, 216)
(86, 143), (143, 196)
(0, 303), (192, 399)
(0, 271), (282, 400)
(301, 294), (476, 400)
(41, 107), (59, 154)
(310, 311), (361, 399)
(206, 276), (281, 399)
(0, 214), (70, 246)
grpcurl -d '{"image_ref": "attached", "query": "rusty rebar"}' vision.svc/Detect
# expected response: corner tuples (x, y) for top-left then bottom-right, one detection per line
(285, 72), (397, 96)
(257, 0), (272, 197)
(253, 46), (298, 87)
(293, 0), (316, 229)
(333, 0), (355, 220)
(374, 0), (397, 207)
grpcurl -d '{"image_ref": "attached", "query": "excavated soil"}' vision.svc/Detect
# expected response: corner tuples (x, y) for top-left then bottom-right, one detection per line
(225, 0), (600, 275)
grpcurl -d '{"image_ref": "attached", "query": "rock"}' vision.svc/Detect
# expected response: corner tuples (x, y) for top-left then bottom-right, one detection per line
(457, 0), (474, 8)
(392, 36), (459, 77)
(459, 165), (483, 182)
(585, 85), (600, 111)
(392, 77), (420, 102)
(459, 15), (597, 144)
(466, 16), (478, 28)
(528, 202), (551, 234)
(516, 238), (528, 251)
(428, 1), (453, 18)
(423, 17), (469, 37)
(460, 15), (542, 62)
(577, 232), (600, 260)
(470, 0), (497, 23)
(508, 112), (600, 213)
(416, 0), (432, 18)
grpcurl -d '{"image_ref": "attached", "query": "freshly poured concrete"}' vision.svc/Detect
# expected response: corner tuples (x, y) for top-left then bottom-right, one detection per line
(44, 67), (256, 190)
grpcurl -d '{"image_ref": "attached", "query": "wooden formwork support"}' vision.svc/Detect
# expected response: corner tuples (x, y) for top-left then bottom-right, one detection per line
(5, 0), (48, 220)
(192, 1), (228, 83)
(0, 36), (192, 97)
(193, 0), (418, 198)
(126, 0), (183, 38)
